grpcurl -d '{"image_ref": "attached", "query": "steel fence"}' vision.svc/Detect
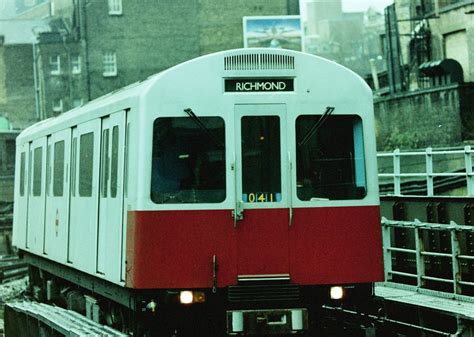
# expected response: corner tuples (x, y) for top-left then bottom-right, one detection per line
(378, 146), (474, 197)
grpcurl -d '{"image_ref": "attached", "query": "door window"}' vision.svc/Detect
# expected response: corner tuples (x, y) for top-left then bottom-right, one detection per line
(241, 116), (281, 203)
(33, 147), (43, 196)
(79, 132), (94, 197)
(53, 140), (65, 197)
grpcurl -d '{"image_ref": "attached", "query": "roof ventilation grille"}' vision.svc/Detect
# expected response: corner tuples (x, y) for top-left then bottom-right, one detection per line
(224, 53), (295, 71)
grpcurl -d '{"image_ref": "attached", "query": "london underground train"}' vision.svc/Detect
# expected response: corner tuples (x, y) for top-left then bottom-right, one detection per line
(13, 48), (383, 336)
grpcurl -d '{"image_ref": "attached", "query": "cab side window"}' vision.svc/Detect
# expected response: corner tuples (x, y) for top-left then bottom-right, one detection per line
(151, 117), (226, 204)
(296, 115), (366, 200)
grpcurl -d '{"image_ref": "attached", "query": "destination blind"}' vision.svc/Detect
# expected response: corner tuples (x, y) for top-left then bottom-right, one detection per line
(225, 78), (294, 92)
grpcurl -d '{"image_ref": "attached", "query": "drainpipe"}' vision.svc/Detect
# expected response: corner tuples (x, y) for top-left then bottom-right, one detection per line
(61, 31), (73, 110)
(31, 30), (41, 120)
(370, 58), (380, 91)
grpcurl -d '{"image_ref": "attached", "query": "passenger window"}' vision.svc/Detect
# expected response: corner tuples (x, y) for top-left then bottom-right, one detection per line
(79, 132), (94, 197)
(33, 147), (43, 196)
(20, 152), (25, 196)
(296, 115), (366, 200)
(46, 144), (51, 196)
(53, 141), (65, 197)
(29, 150), (32, 195)
(111, 126), (119, 198)
(151, 117), (226, 204)
(71, 137), (77, 197)
(101, 129), (109, 198)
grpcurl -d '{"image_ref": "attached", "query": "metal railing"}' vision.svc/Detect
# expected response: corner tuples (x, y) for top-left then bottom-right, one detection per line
(382, 218), (474, 301)
(378, 146), (474, 197)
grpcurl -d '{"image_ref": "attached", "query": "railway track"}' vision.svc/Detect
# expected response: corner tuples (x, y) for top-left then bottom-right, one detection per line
(4, 301), (127, 336)
(0, 257), (27, 284)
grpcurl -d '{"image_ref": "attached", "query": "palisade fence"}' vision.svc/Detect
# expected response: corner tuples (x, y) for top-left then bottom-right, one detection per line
(377, 146), (474, 299)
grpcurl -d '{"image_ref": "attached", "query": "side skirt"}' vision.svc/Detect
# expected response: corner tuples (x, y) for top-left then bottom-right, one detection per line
(21, 250), (137, 310)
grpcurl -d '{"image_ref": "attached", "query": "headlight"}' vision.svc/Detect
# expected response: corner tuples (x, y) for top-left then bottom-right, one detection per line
(179, 290), (206, 304)
(179, 291), (194, 304)
(330, 286), (344, 300)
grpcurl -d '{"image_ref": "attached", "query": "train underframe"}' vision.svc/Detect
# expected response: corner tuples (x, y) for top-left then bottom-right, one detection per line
(22, 251), (374, 336)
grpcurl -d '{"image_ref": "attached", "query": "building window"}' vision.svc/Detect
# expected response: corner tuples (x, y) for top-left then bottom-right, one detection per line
(108, 0), (122, 15)
(73, 98), (83, 108)
(103, 51), (117, 77)
(49, 55), (60, 75)
(71, 55), (81, 74)
(52, 99), (63, 113)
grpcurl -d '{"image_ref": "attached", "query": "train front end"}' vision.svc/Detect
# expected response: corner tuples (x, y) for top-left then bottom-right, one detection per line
(126, 48), (383, 335)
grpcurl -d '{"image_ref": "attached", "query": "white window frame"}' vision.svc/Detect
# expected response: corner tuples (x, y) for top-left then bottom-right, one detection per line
(102, 51), (117, 77)
(49, 55), (61, 75)
(71, 55), (81, 74)
(52, 99), (63, 113)
(108, 0), (122, 15)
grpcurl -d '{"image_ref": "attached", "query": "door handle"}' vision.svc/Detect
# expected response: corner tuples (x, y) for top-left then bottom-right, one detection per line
(232, 158), (243, 227)
(233, 200), (244, 227)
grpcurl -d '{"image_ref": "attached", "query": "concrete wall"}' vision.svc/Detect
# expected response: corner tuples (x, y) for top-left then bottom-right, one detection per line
(459, 84), (474, 141)
(374, 84), (470, 150)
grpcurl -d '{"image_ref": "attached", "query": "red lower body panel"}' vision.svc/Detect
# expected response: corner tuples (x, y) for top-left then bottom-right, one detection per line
(126, 206), (383, 289)
(290, 206), (384, 284)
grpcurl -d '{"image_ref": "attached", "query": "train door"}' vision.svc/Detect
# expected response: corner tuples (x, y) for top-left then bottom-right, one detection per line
(13, 143), (29, 249)
(68, 120), (101, 273)
(234, 104), (290, 276)
(97, 111), (125, 281)
(27, 138), (47, 254)
(44, 129), (71, 262)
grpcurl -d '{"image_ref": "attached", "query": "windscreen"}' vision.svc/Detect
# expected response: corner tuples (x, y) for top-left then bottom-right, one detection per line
(296, 115), (366, 200)
(151, 117), (226, 204)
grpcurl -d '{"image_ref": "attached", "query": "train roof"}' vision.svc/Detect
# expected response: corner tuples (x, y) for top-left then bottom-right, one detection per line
(17, 48), (371, 144)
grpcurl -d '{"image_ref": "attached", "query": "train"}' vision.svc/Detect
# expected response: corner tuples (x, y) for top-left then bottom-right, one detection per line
(13, 48), (383, 336)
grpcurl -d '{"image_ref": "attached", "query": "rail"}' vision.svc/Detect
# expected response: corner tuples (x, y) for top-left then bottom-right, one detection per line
(377, 146), (474, 197)
(382, 217), (474, 301)
(0, 256), (28, 283)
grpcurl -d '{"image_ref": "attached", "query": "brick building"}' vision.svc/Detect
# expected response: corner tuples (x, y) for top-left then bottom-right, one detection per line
(0, 20), (51, 129)
(1, 0), (299, 128)
(76, 0), (299, 99)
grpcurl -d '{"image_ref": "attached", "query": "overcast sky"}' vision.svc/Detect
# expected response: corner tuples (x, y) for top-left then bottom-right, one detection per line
(342, 0), (394, 12)
(300, 0), (394, 17)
